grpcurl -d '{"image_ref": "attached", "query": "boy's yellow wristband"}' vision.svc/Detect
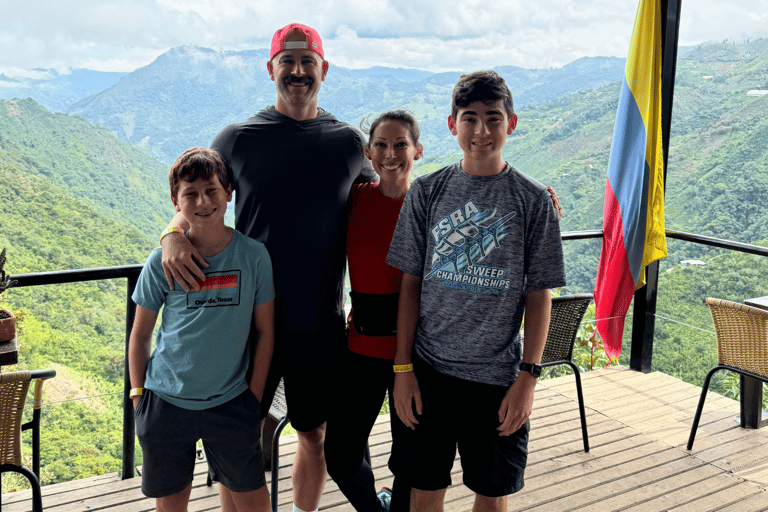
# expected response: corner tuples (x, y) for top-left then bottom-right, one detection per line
(129, 387), (144, 398)
(393, 363), (414, 373)
(160, 227), (184, 242)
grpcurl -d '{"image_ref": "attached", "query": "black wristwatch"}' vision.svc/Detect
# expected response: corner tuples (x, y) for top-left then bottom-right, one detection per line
(519, 362), (542, 378)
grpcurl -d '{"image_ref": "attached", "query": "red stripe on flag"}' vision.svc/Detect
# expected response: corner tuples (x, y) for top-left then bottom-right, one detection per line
(594, 183), (636, 360)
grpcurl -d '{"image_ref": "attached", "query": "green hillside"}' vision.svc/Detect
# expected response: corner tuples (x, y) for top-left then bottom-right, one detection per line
(0, 165), (153, 487)
(653, 244), (768, 387)
(0, 101), (167, 488)
(0, 98), (174, 239)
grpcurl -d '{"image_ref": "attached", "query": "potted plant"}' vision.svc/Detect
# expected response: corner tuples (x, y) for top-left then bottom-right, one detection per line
(0, 247), (18, 342)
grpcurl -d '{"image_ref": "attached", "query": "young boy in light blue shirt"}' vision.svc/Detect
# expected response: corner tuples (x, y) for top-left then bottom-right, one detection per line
(129, 147), (274, 512)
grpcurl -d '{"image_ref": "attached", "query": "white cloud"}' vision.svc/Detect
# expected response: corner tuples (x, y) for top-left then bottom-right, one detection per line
(1, 0), (767, 75)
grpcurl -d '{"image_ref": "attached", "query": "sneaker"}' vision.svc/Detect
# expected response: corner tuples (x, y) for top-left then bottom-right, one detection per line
(377, 487), (392, 512)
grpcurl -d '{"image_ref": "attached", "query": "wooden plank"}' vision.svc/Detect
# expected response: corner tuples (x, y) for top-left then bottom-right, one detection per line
(523, 442), (685, 496)
(1, 472), (121, 506)
(691, 432), (768, 466)
(714, 489), (768, 511)
(619, 473), (744, 512)
(669, 480), (766, 512)
(0, 335), (18, 366)
(733, 461), (768, 486)
(524, 461), (728, 512)
(579, 463), (726, 512)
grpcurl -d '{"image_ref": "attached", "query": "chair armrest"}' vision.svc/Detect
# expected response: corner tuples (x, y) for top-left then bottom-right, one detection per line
(30, 369), (56, 411)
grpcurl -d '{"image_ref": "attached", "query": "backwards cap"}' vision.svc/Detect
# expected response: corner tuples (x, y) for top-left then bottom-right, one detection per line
(270, 23), (324, 60)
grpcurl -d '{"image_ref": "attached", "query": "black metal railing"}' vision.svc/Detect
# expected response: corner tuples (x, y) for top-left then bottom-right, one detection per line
(12, 265), (142, 480)
(8, 229), (768, 479)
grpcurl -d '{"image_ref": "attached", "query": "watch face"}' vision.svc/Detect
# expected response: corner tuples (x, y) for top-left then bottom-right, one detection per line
(521, 363), (542, 378)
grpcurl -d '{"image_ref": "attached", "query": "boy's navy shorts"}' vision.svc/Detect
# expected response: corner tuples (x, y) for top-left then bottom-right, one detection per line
(389, 357), (529, 497)
(135, 388), (266, 498)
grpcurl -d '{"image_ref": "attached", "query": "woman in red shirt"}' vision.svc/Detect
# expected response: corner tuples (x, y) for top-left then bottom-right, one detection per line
(325, 110), (422, 512)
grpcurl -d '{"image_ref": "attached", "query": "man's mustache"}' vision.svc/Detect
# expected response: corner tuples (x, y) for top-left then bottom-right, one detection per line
(285, 75), (313, 85)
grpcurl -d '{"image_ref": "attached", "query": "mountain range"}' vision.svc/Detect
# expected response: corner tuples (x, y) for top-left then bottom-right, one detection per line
(3, 46), (629, 163)
(0, 69), (125, 113)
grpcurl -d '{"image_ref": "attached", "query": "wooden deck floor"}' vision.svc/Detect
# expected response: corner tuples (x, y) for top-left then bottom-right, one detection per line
(4, 366), (768, 511)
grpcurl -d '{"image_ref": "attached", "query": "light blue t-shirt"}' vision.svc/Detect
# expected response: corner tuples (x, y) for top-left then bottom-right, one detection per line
(132, 230), (274, 410)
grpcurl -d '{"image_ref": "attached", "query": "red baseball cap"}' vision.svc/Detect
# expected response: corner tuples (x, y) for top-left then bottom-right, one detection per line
(270, 23), (324, 61)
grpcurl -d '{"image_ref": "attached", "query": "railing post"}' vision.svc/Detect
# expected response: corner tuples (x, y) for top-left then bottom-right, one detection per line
(122, 276), (138, 479)
(630, 262), (659, 372)
(740, 376), (765, 429)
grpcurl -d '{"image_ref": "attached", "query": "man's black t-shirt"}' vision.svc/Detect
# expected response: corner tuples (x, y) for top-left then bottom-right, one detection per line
(211, 106), (375, 360)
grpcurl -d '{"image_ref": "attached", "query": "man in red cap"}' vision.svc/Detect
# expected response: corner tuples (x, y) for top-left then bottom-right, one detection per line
(160, 23), (376, 512)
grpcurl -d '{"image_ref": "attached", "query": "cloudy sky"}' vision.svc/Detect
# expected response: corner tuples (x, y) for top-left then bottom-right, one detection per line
(2, 0), (767, 77)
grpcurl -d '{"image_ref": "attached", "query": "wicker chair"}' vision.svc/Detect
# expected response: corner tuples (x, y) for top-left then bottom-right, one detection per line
(541, 294), (593, 452)
(687, 298), (768, 450)
(0, 369), (56, 512)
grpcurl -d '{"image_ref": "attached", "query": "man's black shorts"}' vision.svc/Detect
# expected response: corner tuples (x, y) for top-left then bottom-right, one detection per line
(260, 330), (345, 433)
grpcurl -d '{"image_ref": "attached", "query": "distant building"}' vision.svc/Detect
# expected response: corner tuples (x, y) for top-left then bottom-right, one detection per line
(747, 90), (768, 97)
(680, 259), (706, 267)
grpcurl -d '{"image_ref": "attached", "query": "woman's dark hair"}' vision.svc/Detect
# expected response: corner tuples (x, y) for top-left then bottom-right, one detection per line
(361, 109), (421, 146)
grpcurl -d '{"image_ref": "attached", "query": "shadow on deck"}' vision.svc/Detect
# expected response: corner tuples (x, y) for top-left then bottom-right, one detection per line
(3, 366), (768, 511)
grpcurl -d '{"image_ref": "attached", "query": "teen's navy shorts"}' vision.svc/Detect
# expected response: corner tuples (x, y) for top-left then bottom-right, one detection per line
(135, 388), (266, 497)
(389, 357), (529, 497)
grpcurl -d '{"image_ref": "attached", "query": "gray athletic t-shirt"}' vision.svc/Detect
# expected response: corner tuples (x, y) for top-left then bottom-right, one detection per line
(386, 162), (566, 387)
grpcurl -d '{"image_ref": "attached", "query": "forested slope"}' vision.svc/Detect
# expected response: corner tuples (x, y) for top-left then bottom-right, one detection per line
(0, 98), (173, 239)
(0, 100), (166, 488)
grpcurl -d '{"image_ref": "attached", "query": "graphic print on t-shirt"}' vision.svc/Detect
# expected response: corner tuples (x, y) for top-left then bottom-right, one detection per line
(426, 200), (514, 295)
(187, 270), (242, 308)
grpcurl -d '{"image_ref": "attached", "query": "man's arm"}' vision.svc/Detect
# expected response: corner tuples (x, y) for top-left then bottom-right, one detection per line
(160, 212), (208, 292)
(497, 288), (551, 436)
(393, 272), (423, 429)
(249, 299), (275, 402)
(128, 305), (159, 409)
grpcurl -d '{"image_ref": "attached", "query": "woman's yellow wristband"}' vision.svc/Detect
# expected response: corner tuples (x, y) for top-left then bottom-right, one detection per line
(393, 363), (414, 373)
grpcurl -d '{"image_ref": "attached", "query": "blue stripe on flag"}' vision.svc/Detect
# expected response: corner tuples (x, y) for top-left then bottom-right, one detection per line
(607, 78), (650, 285)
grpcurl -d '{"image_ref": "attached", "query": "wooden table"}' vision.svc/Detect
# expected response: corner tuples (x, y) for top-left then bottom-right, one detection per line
(0, 335), (18, 367)
(741, 296), (768, 428)
(745, 295), (768, 311)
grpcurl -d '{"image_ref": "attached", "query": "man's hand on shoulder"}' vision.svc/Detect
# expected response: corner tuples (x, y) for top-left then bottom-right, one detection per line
(497, 372), (537, 436)
(160, 232), (208, 292)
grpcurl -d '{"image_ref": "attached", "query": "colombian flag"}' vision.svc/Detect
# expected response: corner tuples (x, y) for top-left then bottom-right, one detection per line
(594, 0), (667, 360)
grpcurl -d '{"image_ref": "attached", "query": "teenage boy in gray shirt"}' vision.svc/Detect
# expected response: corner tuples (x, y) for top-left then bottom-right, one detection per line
(386, 70), (566, 512)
